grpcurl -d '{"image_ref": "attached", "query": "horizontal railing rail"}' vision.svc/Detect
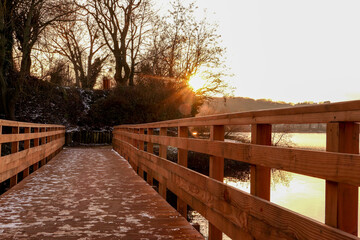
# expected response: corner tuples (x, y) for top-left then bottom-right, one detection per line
(0, 120), (65, 191)
(112, 100), (360, 240)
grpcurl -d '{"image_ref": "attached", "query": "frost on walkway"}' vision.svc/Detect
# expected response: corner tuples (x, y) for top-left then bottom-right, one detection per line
(0, 147), (203, 239)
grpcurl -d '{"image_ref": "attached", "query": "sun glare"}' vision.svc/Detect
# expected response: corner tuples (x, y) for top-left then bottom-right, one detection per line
(188, 73), (207, 92)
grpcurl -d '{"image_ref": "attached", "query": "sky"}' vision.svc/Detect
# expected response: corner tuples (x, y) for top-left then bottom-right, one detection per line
(157, 0), (360, 103)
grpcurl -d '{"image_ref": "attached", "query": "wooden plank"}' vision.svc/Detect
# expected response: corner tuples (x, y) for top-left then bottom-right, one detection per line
(33, 162), (39, 171)
(325, 122), (359, 236)
(209, 125), (224, 240)
(177, 126), (188, 219)
(11, 127), (19, 154)
(147, 128), (154, 153)
(120, 131), (360, 186)
(250, 124), (271, 200)
(139, 129), (144, 150)
(24, 127), (30, 150)
(159, 127), (167, 158)
(0, 125), (2, 157)
(0, 119), (64, 128)
(0, 147), (204, 239)
(9, 174), (17, 188)
(158, 127), (167, 199)
(114, 140), (360, 240)
(22, 167), (29, 178)
(0, 130), (64, 144)
(146, 128), (154, 186)
(0, 138), (64, 182)
(115, 100), (360, 128)
(41, 128), (46, 145)
(209, 125), (225, 180)
(133, 128), (138, 149)
(34, 128), (39, 146)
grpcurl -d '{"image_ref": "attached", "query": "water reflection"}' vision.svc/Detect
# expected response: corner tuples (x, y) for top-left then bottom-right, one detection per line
(190, 133), (360, 239)
(225, 172), (325, 223)
(225, 133), (360, 237)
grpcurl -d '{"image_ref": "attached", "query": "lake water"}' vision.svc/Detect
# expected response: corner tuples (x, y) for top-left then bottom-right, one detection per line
(190, 133), (360, 239)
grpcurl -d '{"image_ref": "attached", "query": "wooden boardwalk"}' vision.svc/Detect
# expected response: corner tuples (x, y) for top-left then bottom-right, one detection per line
(0, 147), (203, 239)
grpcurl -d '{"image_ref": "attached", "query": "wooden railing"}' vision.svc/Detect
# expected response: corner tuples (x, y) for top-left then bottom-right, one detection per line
(113, 100), (360, 240)
(0, 120), (65, 190)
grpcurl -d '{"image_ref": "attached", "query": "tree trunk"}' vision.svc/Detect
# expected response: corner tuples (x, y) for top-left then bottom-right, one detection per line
(6, 95), (16, 120)
(114, 54), (130, 85)
(129, 63), (135, 86)
(20, 47), (32, 79)
(0, 0), (16, 120)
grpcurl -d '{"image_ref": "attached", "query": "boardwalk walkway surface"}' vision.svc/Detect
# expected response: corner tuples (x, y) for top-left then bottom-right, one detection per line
(0, 147), (203, 239)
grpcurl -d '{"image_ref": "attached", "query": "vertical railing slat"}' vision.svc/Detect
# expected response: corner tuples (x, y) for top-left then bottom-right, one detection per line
(250, 124), (272, 200)
(209, 125), (224, 240)
(325, 122), (359, 236)
(23, 127), (30, 178)
(159, 127), (167, 199)
(177, 126), (188, 219)
(147, 128), (154, 154)
(9, 126), (19, 188)
(0, 124), (2, 158)
(34, 128), (39, 146)
(146, 128), (154, 186)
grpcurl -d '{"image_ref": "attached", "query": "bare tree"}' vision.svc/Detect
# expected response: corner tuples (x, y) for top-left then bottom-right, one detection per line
(50, 16), (108, 89)
(13, 0), (74, 79)
(0, 0), (74, 119)
(128, 0), (152, 86)
(141, 0), (228, 96)
(80, 0), (147, 86)
(0, 0), (18, 119)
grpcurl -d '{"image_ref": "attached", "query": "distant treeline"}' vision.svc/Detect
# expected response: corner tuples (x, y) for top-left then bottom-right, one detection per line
(225, 123), (326, 133)
(197, 97), (328, 133)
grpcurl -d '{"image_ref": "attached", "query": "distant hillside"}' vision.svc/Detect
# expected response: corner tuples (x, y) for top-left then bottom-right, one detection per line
(197, 97), (294, 116)
(197, 97), (328, 133)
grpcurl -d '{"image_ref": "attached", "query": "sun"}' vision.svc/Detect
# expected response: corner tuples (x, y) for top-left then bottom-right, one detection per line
(188, 73), (207, 92)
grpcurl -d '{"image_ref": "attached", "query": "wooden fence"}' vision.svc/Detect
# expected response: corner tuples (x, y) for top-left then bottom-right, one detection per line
(65, 130), (112, 146)
(113, 100), (360, 240)
(0, 120), (65, 191)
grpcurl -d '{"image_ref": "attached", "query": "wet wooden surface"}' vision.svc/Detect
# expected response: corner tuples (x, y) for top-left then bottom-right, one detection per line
(0, 147), (203, 239)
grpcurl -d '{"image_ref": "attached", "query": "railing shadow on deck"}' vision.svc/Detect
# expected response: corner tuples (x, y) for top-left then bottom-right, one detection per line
(113, 100), (360, 240)
(0, 120), (65, 194)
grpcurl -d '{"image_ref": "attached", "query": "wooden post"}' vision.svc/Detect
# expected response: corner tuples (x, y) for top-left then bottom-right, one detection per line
(139, 128), (144, 150)
(250, 124), (272, 200)
(34, 128), (39, 146)
(33, 161), (39, 171)
(177, 126), (188, 219)
(0, 125), (2, 157)
(146, 128), (154, 186)
(24, 127), (30, 149)
(147, 128), (154, 154)
(133, 128), (139, 173)
(35, 127), (41, 169)
(133, 128), (138, 148)
(325, 122), (359, 236)
(159, 127), (167, 158)
(159, 127), (167, 199)
(23, 127), (30, 178)
(41, 128), (46, 145)
(11, 127), (19, 153)
(209, 125), (224, 240)
(49, 127), (52, 143)
(10, 127), (19, 188)
(41, 157), (46, 166)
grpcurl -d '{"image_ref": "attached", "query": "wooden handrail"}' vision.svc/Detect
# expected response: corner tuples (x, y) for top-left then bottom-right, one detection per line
(113, 100), (360, 239)
(116, 100), (360, 127)
(116, 131), (360, 186)
(0, 120), (65, 189)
